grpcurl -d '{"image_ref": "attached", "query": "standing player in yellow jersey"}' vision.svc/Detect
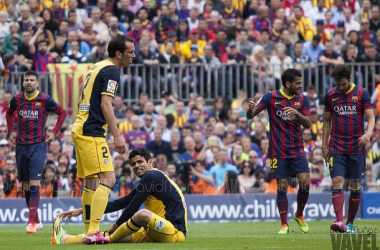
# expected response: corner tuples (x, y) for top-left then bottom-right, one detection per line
(71, 34), (135, 244)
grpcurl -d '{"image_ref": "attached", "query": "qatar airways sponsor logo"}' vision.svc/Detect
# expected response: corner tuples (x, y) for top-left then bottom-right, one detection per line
(333, 105), (357, 115)
(19, 110), (39, 119)
(276, 110), (297, 121)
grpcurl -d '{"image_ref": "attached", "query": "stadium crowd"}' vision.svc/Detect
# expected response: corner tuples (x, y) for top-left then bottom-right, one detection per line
(1, 0), (380, 198)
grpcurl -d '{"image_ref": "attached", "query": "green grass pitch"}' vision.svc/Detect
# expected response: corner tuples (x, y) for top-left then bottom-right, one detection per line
(0, 220), (379, 250)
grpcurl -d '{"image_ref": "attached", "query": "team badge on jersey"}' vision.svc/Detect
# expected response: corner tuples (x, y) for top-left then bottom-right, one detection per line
(156, 220), (164, 231)
(35, 102), (41, 108)
(107, 80), (117, 94)
(352, 96), (358, 102)
(295, 102), (301, 109)
(104, 159), (109, 165)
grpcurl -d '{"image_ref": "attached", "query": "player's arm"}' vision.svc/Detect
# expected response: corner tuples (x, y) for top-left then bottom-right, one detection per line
(104, 189), (136, 214)
(358, 107), (375, 148)
(114, 174), (155, 227)
(6, 97), (17, 143)
(321, 111), (332, 161)
(294, 111), (311, 129)
(46, 96), (67, 142)
(246, 96), (263, 119)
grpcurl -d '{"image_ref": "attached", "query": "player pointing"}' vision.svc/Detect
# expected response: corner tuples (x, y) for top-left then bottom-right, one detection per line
(322, 65), (375, 233)
(5, 70), (67, 233)
(71, 34), (135, 244)
(247, 69), (311, 234)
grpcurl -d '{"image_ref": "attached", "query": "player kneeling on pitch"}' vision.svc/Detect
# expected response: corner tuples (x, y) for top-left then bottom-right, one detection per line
(52, 147), (187, 244)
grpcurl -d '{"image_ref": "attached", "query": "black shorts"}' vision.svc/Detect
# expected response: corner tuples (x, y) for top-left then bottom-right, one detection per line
(16, 142), (47, 182)
(327, 154), (365, 179)
(270, 156), (310, 179)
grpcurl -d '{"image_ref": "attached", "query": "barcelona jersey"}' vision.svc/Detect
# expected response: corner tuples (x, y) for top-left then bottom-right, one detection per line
(72, 59), (120, 137)
(8, 91), (62, 144)
(324, 84), (373, 155)
(256, 89), (311, 159)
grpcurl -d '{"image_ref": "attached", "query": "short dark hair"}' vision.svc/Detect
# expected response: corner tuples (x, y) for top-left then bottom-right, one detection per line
(24, 70), (39, 80)
(281, 68), (302, 87)
(128, 147), (152, 162)
(260, 28), (270, 35)
(68, 9), (76, 16)
(330, 65), (351, 81)
(295, 40), (303, 47)
(108, 34), (134, 58)
(239, 28), (248, 33)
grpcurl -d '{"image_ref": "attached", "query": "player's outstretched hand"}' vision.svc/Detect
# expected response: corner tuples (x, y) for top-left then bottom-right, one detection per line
(9, 132), (16, 144)
(248, 96), (261, 110)
(57, 209), (83, 221)
(45, 132), (56, 143)
(114, 135), (126, 154)
(358, 133), (371, 148)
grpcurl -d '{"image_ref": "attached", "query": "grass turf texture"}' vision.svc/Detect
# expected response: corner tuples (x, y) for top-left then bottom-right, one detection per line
(0, 220), (379, 250)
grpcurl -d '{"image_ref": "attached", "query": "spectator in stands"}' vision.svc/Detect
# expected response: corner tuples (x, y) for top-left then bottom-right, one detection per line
(221, 0), (242, 29)
(17, 30), (33, 71)
(78, 18), (98, 49)
(250, 44), (273, 92)
(114, 0), (135, 31)
(208, 11), (223, 35)
(66, 30), (90, 57)
(331, 0), (346, 25)
(123, 115), (150, 149)
(359, 17), (377, 47)
(270, 43), (293, 88)
(198, 17), (215, 43)
(3, 157), (21, 198)
(354, 0), (372, 23)
(91, 7), (108, 38)
(3, 22), (22, 56)
(281, 30), (295, 58)
(54, 19), (69, 39)
(29, 32), (55, 72)
(51, 0), (65, 22)
(189, 160), (218, 194)
(360, 44), (380, 84)
(67, 10), (83, 32)
(347, 30), (364, 54)
(33, 16), (55, 50)
(40, 163), (58, 198)
(0, 11), (10, 44)
(87, 40), (108, 63)
(145, 127), (170, 157)
(210, 148), (238, 187)
(302, 34), (325, 64)
(250, 5), (271, 32)
(153, 5), (178, 44)
(315, 20), (331, 45)
(5, 2), (18, 23)
(180, 29), (207, 63)
(309, 0), (327, 26)
(293, 5), (316, 41)
(113, 95), (126, 121)
(370, 6), (380, 32)
(178, 136), (198, 162)
(270, 18), (283, 43)
(343, 44), (363, 85)
(18, 4), (34, 32)
(61, 41), (87, 63)
(344, 8), (361, 34)
(238, 161), (256, 193)
(40, 9), (59, 35)
(128, 0), (143, 15)
(142, 0), (157, 21)
(56, 155), (70, 192)
(178, 0), (190, 20)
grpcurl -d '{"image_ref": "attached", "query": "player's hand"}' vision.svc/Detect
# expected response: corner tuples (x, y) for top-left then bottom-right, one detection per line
(358, 133), (371, 148)
(57, 209), (83, 221)
(248, 96), (261, 110)
(322, 146), (329, 161)
(114, 135), (126, 154)
(104, 223), (118, 236)
(45, 132), (56, 143)
(282, 107), (299, 117)
(9, 132), (17, 144)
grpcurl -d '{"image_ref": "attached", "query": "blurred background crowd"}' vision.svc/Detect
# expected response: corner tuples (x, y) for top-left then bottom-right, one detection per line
(0, 0), (380, 198)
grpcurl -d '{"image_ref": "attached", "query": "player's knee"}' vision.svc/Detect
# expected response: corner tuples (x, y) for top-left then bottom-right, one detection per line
(99, 175), (116, 188)
(132, 209), (151, 225)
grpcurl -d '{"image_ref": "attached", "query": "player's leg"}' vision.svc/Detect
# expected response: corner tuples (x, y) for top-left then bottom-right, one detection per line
(82, 177), (97, 235)
(293, 156), (310, 233)
(276, 178), (289, 234)
(271, 158), (290, 234)
(87, 171), (115, 235)
(26, 143), (47, 233)
(329, 154), (347, 232)
(345, 155), (365, 233)
(82, 136), (115, 243)
(110, 209), (185, 243)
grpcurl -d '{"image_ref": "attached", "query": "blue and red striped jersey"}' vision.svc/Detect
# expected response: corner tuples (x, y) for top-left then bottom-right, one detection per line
(256, 89), (311, 159)
(7, 91), (63, 145)
(324, 84), (373, 155)
(123, 130), (151, 149)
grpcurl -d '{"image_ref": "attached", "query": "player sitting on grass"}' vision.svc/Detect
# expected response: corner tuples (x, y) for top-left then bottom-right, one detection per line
(52, 147), (187, 244)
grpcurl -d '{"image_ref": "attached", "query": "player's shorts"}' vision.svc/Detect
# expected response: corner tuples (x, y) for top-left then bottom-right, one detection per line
(16, 142), (47, 182)
(72, 132), (113, 178)
(131, 213), (186, 243)
(270, 156), (309, 180)
(327, 154), (365, 179)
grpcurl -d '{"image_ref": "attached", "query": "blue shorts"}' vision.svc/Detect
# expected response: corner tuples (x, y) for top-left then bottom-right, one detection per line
(16, 142), (47, 182)
(327, 154), (365, 179)
(270, 156), (310, 179)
